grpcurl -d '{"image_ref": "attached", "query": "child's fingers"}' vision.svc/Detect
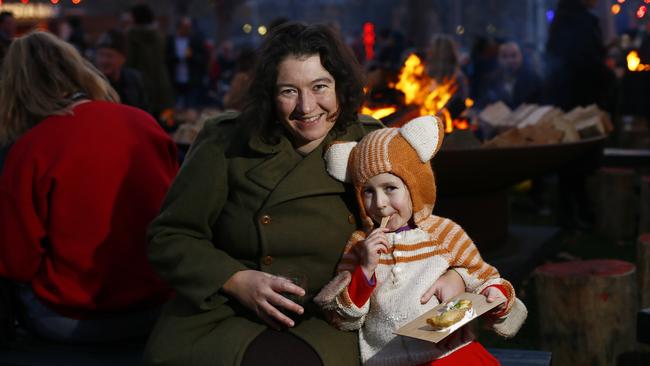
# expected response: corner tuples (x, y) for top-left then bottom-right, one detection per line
(365, 235), (389, 248)
(375, 243), (389, 254)
(483, 287), (505, 303)
(367, 229), (389, 240)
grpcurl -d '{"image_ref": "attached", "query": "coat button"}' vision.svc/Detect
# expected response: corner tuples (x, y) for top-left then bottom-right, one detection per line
(262, 255), (273, 265)
(260, 214), (272, 225)
(348, 214), (355, 224)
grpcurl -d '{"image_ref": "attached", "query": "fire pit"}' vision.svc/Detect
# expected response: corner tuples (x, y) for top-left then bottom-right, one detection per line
(432, 136), (607, 253)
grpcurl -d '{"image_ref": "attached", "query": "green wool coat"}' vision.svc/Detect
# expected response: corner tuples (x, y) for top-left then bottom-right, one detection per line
(143, 112), (382, 366)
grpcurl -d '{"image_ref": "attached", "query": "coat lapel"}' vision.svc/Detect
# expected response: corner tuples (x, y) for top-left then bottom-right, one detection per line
(245, 148), (301, 192)
(264, 141), (346, 208)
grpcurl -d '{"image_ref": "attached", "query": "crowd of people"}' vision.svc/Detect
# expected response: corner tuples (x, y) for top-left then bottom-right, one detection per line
(0, 0), (640, 364)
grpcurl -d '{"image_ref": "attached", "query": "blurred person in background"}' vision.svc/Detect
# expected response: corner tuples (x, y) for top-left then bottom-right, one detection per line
(126, 4), (174, 128)
(95, 29), (150, 113)
(166, 16), (208, 110)
(222, 46), (256, 110)
(544, 0), (615, 230)
(426, 34), (469, 118)
(476, 41), (542, 109)
(544, 0), (615, 112)
(0, 31), (178, 343)
(0, 11), (16, 64)
(466, 35), (500, 103)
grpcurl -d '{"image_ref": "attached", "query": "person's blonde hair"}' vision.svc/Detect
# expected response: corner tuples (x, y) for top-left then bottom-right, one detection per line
(426, 34), (460, 83)
(0, 31), (119, 145)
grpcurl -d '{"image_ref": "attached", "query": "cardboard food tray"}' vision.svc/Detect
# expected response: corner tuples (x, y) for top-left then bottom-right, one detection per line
(394, 292), (504, 343)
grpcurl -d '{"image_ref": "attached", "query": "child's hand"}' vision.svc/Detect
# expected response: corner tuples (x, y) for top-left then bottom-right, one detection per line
(420, 269), (465, 304)
(481, 286), (506, 313)
(359, 228), (389, 280)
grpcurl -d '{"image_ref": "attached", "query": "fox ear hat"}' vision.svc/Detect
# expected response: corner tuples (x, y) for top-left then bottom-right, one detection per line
(324, 115), (445, 229)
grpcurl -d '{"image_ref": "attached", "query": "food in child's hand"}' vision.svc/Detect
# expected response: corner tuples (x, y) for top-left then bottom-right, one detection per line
(426, 299), (472, 329)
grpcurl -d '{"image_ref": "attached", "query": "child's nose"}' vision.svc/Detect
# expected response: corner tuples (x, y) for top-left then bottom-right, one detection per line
(375, 192), (388, 208)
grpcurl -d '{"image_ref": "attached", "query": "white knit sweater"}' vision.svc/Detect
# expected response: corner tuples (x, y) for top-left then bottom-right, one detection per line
(315, 215), (525, 366)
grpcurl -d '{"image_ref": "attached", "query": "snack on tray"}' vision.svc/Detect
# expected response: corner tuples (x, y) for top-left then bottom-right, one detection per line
(426, 299), (472, 329)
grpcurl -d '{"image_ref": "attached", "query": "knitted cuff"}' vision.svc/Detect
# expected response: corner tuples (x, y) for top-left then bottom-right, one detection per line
(476, 278), (515, 315)
(491, 298), (528, 338)
(347, 265), (376, 308)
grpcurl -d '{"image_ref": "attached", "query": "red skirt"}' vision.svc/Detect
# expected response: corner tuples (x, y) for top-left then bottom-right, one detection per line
(418, 341), (500, 366)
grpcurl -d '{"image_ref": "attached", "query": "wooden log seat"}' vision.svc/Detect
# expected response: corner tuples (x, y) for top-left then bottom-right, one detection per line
(534, 259), (637, 366)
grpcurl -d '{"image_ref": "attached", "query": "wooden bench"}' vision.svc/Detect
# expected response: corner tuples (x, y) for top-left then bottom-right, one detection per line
(487, 348), (552, 366)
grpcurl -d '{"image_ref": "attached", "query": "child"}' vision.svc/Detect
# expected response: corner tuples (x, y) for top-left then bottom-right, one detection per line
(315, 116), (527, 365)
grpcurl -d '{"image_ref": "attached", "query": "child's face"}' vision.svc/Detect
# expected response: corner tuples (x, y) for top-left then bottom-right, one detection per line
(362, 173), (413, 231)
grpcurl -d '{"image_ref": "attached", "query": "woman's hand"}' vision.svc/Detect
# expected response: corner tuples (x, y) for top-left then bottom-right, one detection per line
(358, 228), (389, 280)
(420, 269), (465, 304)
(481, 286), (507, 313)
(222, 270), (305, 330)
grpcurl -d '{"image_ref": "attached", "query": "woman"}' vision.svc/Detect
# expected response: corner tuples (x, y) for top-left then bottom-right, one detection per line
(144, 22), (464, 365)
(0, 31), (178, 343)
(426, 34), (469, 117)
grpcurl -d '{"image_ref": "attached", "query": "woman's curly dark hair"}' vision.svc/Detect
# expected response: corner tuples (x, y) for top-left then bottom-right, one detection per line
(239, 22), (365, 144)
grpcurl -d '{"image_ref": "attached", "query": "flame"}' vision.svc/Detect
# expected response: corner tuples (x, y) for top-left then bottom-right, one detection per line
(627, 50), (650, 71)
(361, 53), (471, 132)
(360, 106), (397, 120)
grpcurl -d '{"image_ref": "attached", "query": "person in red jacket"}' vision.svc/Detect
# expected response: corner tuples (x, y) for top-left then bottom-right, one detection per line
(0, 31), (179, 343)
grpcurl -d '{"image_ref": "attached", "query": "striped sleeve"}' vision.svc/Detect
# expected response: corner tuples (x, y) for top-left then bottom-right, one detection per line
(432, 218), (516, 310)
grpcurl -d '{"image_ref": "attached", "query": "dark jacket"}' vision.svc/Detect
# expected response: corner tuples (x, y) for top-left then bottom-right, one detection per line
(543, 0), (615, 111)
(126, 26), (174, 116)
(477, 65), (543, 109)
(143, 112), (382, 365)
(110, 67), (150, 113)
(165, 34), (207, 87)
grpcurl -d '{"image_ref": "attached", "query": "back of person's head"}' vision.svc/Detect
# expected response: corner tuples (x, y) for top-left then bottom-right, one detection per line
(176, 16), (192, 36)
(96, 29), (126, 55)
(0, 11), (13, 23)
(0, 31), (118, 145)
(130, 4), (155, 26)
(426, 34), (460, 82)
(241, 21), (365, 141)
(0, 11), (15, 35)
(324, 116), (445, 230)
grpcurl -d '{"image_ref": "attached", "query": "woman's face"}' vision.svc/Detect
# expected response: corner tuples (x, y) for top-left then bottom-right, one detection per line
(275, 54), (339, 154)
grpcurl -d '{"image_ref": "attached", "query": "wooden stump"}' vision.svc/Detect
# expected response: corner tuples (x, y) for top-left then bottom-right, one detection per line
(639, 234), (650, 308)
(534, 260), (637, 366)
(640, 177), (650, 235)
(594, 168), (637, 241)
